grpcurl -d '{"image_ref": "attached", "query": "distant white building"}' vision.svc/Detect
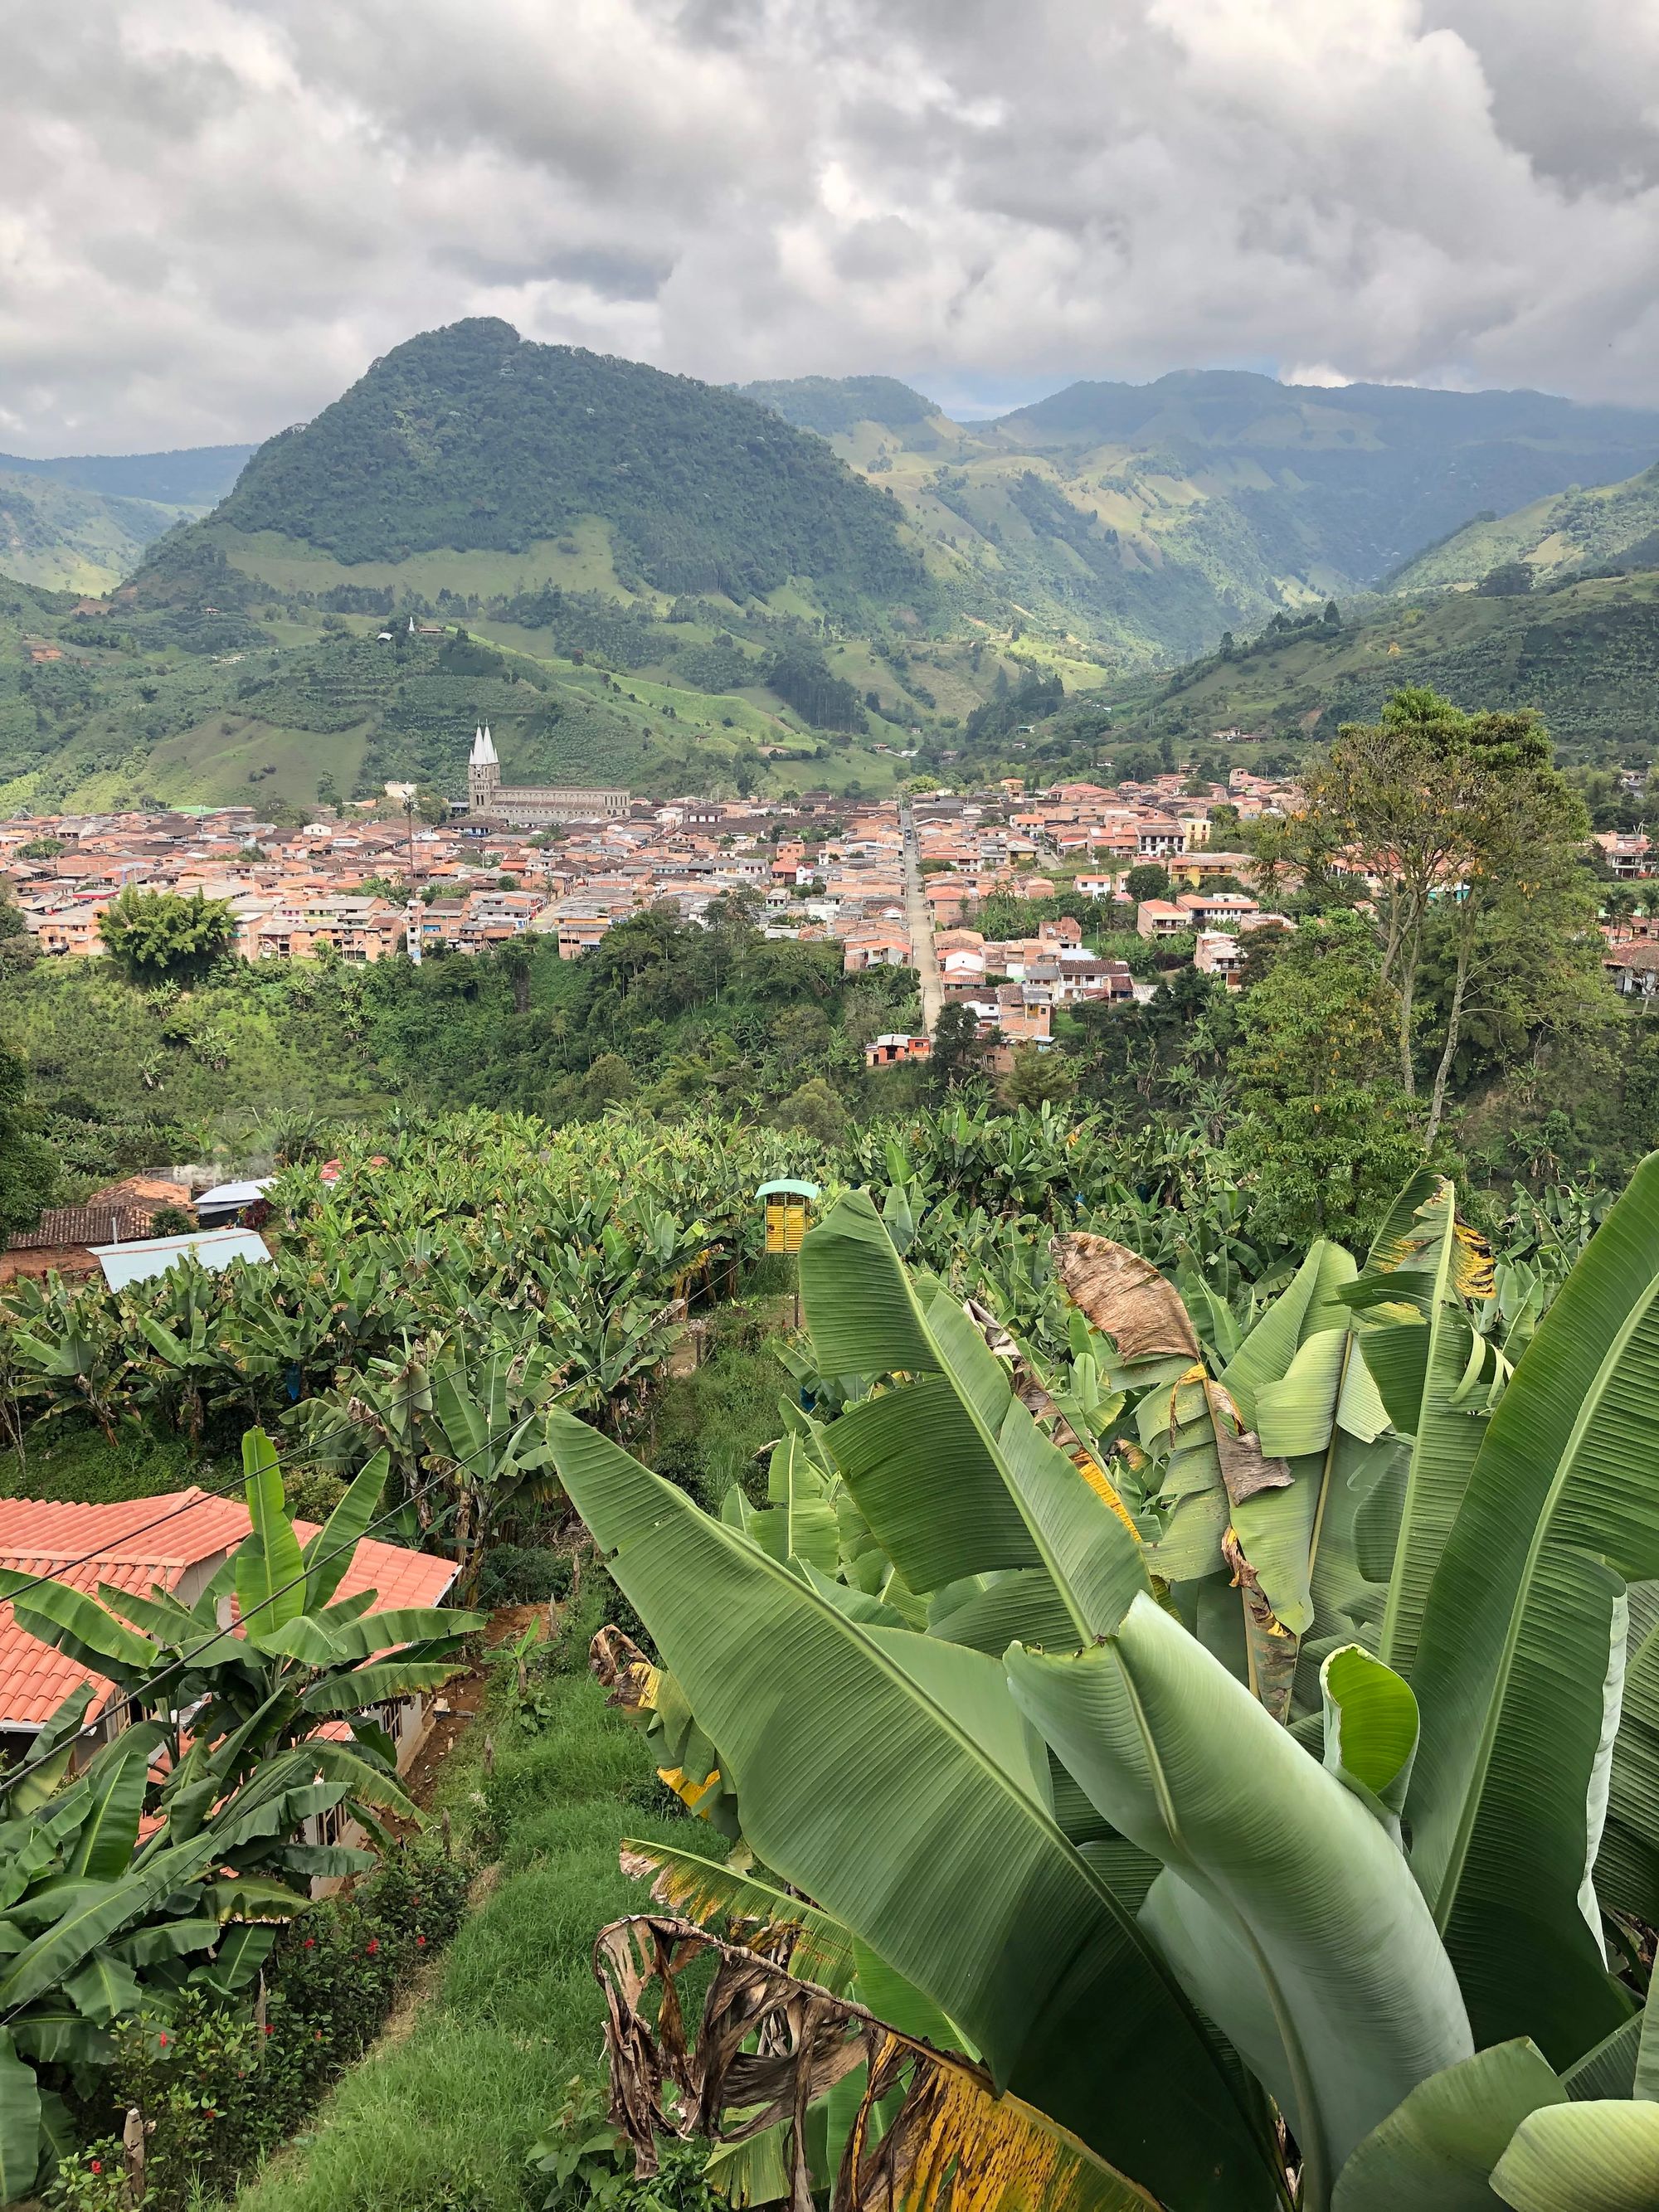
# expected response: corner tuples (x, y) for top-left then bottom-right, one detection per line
(465, 727), (628, 829)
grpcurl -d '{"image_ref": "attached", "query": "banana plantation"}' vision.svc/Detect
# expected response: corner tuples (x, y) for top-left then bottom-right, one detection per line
(0, 1099), (1654, 2209)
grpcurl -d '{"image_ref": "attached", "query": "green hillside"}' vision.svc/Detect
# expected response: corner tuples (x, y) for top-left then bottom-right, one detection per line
(740, 368), (1659, 672)
(1391, 461), (1659, 591)
(0, 444), (253, 506)
(216, 319), (933, 620)
(0, 469), (189, 593)
(1093, 566), (1659, 761)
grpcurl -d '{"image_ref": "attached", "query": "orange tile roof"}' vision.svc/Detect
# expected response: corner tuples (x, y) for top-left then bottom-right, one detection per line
(0, 1490), (460, 1729)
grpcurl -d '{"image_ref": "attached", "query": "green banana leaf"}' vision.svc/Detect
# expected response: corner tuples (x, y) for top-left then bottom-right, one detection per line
(237, 1427), (308, 1634)
(64, 1723), (168, 1881)
(1330, 2039), (1564, 2211)
(1598, 1579), (1659, 1928)
(546, 1409), (1282, 2212)
(0, 2027), (41, 2205)
(0, 1835), (218, 2014)
(1406, 1154), (1659, 2059)
(301, 1446), (390, 1608)
(1490, 2101), (1659, 2211)
(1368, 1179), (1490, 1680)
(800, 1194), (1147, 1647)
(1005, 1594), (1472, 2205)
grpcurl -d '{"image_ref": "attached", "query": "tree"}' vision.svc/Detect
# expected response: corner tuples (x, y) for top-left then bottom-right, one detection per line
(997, 1043), (1077, 1109)
(1124, 862), (1170, 903)
(1301, 689), (1589, 1135)
(774, 1075), (847, 1145)
(98, 888), (237, 985)
(1228, 912), (1427, 1245)
(416, 785), (450, 826)
(928, 1002), (984, 1093)
(0, 1039), (55, 1249)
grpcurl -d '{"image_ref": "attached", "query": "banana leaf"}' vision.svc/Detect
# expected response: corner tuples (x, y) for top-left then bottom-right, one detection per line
(1006, 1594), (1472, 2204)
(237, 1427), (307, 1634)
(1407, 1153), (1659, 2059)
(1330, 2039), (1564, 2211)
(547, 1410), (1282, 2211)
(0, 2027), (40, 2206)
(1489, 2101), (1659, 2211)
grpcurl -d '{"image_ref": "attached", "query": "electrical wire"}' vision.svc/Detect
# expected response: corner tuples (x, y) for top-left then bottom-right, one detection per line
(0, 1366), (455, 1616)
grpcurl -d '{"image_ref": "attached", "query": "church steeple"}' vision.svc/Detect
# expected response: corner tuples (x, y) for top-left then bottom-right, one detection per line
(467, 722), (500, 814)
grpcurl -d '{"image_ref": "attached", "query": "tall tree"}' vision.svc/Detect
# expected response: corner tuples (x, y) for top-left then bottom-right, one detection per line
(98, 887), (237, 985)
(0, 1039), (55, 1249)
(1301, 690), (1589, 1138)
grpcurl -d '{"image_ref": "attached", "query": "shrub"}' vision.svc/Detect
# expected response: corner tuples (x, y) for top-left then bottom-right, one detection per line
(47, 1844), (472, 2212)
(476, 1542), (572, 1609)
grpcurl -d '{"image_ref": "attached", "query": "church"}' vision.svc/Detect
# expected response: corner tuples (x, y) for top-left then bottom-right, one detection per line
(465, 726), (629, 828)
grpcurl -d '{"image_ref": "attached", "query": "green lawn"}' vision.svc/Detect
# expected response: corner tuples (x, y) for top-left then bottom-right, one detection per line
(235, 1641), (692, 2212)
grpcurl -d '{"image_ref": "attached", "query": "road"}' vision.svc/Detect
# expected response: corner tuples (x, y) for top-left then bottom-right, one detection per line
(899, 799), (945, 1031)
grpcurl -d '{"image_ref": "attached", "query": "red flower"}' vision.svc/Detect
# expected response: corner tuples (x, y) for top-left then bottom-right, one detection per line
(303, 1937), (315, 1948)
(158, 2034), (169, 2048)
(365, 1938), (380, 1955)
(263, 2024), (275, 2035)
(416, 1934), (426, 1947)
(90, 2162), (103, 2176)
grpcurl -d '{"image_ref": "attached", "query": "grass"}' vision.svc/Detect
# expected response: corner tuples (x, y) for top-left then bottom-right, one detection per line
(641, 1310), (792, 1512)
(236, 1616), (693, 2212)
(0, 1422), (208, 1503)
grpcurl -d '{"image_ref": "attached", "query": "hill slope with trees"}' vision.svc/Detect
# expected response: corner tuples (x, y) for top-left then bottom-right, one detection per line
(210, 320), (934, 621)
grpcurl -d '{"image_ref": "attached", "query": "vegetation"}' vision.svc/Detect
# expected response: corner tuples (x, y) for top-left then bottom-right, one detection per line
(545, 1161), (1659, 2211)
(214, 320), (933, 620)
(0, 1430), (479, 2201)
(97, 887), (238, 985)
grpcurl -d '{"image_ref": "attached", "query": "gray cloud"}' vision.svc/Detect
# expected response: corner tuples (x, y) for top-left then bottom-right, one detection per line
(2, 0), (1658, 452)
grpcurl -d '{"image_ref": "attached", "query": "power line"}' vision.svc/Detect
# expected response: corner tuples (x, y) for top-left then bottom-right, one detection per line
(0, 1368), (455, 1616)
(0, 1453), (472, 1804)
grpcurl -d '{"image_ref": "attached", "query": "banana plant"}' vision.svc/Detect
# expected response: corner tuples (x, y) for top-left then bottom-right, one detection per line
(546, 1162), (1659, 2212)
(0, 1427), (482, 2200)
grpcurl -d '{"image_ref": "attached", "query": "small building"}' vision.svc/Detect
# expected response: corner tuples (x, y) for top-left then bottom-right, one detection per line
(1194, 931), (1245, 985)
(865, 1033), (933, 1067)
(90, 1227), (270, 1291)
(1136, 899), (1191, 939)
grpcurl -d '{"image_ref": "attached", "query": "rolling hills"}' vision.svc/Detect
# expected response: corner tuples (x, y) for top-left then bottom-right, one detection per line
(0, 445), (253, 593)
(1390, 461), (1659, 593)
(741, 367), (1659, 665)
(14, 325), (1659, 810)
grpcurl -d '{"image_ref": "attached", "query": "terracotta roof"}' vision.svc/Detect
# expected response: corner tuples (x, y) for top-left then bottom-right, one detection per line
(0, 1490), (459, 1729)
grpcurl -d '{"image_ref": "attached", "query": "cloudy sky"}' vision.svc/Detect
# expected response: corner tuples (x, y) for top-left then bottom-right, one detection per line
(4, 0), (1659, 453)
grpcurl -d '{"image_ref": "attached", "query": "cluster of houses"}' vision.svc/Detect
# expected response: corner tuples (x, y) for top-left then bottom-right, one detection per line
(0, 757), (1301, 980)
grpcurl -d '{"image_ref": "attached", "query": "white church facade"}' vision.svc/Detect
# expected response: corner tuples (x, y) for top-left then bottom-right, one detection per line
(465, 727), (628, 828)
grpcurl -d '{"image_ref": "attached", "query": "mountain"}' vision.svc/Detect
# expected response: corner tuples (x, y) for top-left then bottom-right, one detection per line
(0, 470), (186, 594)
(0, 445), (254, 593)
(1088, 564), (1659, 761)
(211, 318), (932, 618)
(742, 368), (1659, 667)
(1389, 461), (1659, 592)
(0, 445), (254, 507)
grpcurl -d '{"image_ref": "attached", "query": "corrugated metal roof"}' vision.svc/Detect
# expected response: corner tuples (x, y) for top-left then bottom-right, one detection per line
(90, 1228), (270, 1291)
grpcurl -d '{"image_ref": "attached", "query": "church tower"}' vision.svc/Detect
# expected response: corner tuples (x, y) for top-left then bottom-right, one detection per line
(467, 724), (499, 815)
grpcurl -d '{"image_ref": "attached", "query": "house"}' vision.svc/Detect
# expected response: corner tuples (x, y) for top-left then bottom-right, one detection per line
(1136, 899), (1191, 939)
(0, 1178), (194, 1286)
(864, 1033), (933, 1067)
(0, 1491), (460, 1774)
(1194, 931), (1246, 984)
(1605, 943), (1659, 999)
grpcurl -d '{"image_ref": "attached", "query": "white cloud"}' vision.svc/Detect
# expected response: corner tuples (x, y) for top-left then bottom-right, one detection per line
(2, 0), (1659, 451)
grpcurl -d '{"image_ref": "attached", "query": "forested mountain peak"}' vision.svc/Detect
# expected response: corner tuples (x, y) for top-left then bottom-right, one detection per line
(737, 374), (943, 435)
(211, 319), (933, 615)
